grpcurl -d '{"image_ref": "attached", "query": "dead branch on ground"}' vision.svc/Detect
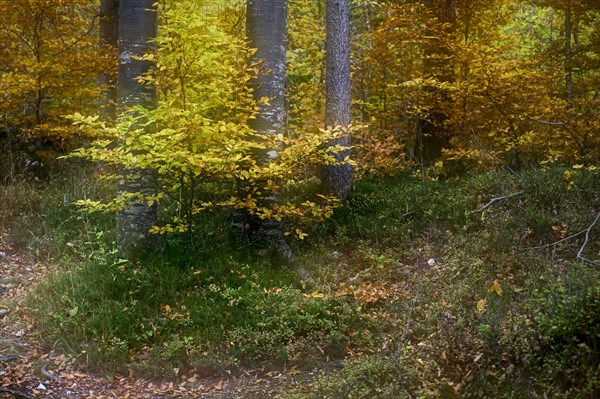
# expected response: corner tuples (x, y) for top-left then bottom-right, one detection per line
(527, 211), (600, 266)
(0, 387), (33, 399)
(471, 191), (525, 213)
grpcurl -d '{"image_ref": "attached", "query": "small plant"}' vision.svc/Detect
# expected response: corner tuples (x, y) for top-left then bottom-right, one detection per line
(531, 279), (600, 396)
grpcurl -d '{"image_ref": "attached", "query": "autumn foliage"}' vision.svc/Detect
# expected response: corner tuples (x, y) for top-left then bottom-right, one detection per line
(0, 0), (599, 228)
(69, 0), (341, 237)
(360, 0), (600, 174)
(0, 0), (112, 145)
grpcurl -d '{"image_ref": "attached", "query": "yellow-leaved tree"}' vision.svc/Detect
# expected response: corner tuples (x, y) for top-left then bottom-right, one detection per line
(361, 0), (600, 176)
(69, 0), (343, 242)
(0, 0), (112, 144)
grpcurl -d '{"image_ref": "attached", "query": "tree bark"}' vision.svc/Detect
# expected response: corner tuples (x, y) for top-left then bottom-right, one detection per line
(116, 0), (161, 257)
(246, 0), (287, 139)
(99, 0), (119, 122)
(246, 0), (296, 266)
(322, 0), (352, 200)
(565, 3), (573, 105)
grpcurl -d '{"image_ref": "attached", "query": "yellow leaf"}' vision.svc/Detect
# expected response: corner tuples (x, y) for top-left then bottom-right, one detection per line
(477, 299), (486, 312)
(161, 304), (172, 313)
(487, 280), (503, 296)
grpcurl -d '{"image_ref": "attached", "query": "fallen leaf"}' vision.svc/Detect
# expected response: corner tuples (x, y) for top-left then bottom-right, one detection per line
(487, 280), (503, 295)
(477, 299), (486, 312)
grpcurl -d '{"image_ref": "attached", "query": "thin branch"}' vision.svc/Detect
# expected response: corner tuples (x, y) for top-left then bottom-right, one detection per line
(530, 118), (586, 156)
(41, 364), (59, 382)
(471, 191), (525, 213)
(527, 211), (600, 266)
(482, 90), (586, 156)
(468, 128), (519, 178)
(0, 387), (34, 399)
(49, 14), (100, 59)
(0, 26), (37, 54)
(577, 212), (600, 265)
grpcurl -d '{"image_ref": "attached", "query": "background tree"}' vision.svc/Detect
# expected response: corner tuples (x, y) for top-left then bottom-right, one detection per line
(99, 0), (119, 122)
(414, 0), (457, 165)
(115, 0), (161, 257)
(322, 0), (352, 199)
(0, 0), (110, 179)
(287, 0), (326, 134)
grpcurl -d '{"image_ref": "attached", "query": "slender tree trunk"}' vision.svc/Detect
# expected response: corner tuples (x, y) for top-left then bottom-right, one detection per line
(322, 0), (352, 200)
(565, 3), (573, 105)
(99, 0), (119, 122)
(116, 0), (161, 257)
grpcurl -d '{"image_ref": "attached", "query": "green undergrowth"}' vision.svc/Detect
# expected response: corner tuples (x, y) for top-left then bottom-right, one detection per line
(283, 167), (600, 398)
(4, 165), (600, 397)
(32, 246), (363, 376)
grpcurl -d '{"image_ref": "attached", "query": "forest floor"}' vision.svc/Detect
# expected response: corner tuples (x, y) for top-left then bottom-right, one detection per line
(2, 168), (600, 398)
(0, 231), (321, 399)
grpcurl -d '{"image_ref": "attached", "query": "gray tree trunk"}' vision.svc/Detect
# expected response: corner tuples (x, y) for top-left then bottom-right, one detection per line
(246, 0), (287, 139)
(246, 0), (300, 267)
(322, 0), (352, 200)
(99, 0), (119, 122)
(116, 0), (161, 258)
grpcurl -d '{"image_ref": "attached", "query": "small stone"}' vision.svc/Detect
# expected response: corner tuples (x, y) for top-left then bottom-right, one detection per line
(0, 308), (9, 318)
(427, 258), (436, 266)
(36, 383), (46, 391)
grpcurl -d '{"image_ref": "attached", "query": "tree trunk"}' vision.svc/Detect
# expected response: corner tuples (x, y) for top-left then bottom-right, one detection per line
(116, 0), (161, 258)
(415, 0), (456, 166)
(246, 0), (287, 139)
(246, 0), (297, 267)
(565, 3), (573, 105)
(99, 0), (119, 122)
(322, 0), (352, 200)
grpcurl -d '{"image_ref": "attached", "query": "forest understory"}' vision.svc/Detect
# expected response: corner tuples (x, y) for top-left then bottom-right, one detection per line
(2, 166), (600, 399)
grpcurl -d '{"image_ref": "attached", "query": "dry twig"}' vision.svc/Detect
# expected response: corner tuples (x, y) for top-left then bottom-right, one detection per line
(41, 364), (59, 382)
(0, 387), (33, 399)
(528, 211), (600, 265)
(0, 355), (18, 363)
(471, 191), (525, 213)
